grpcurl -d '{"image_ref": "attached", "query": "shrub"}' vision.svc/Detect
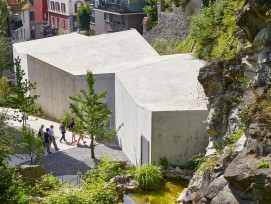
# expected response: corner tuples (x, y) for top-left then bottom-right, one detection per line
(134, 164), (163, 190)
(180, 153), (205, 171)
(188, 0), (246, 61)
(83, 156), (122, 182)
(0, 165), (30, 204)
(159, 156), (169, 169)
(257, 160), (270, 169)
(31, 175), (61, 197)
(197, 156), (219, 178)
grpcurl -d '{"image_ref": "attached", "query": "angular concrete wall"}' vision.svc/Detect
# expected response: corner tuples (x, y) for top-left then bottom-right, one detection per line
(115, 75), (152, 165)
(151, 111), (208, 165)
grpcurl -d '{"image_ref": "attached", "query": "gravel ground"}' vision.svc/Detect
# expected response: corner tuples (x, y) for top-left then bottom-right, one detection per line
(25, 144), (129, 175)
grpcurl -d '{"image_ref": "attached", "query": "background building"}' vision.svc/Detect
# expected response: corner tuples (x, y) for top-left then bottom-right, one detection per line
(91, 0), (146, 34)
(48, 0), (85, 33)
(8, 0), (31, 42)
(29, 0), (48, 39)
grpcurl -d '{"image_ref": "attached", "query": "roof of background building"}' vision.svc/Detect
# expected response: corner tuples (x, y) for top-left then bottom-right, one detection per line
(13, 30), (159, 75)
(116, 54), (207, 111)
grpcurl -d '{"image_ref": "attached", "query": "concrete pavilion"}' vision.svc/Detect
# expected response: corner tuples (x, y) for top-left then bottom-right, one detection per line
(13, 30), (208, 165)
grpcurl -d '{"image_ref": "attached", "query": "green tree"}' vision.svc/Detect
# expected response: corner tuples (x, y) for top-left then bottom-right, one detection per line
(19, 125), (44, 165)
(0, 0), (10, 36)
(0, 111), (17, 166)
(69, 71), (119, 159)
(9, 57), (39, 128)
(143, 0), (158, 29)
(77, 4), (91, 31)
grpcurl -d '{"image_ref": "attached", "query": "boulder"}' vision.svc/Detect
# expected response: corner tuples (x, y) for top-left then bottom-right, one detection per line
(17, 165), (45, 183)
(236, 0), (271, 42)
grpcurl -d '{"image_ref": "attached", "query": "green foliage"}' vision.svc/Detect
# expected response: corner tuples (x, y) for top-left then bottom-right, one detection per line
(257, 160), (270, 169)
(0, 112), (17, 165)
(9, 58), (40, 126)
(77, 4), (91, 31)
(159, 156), (169, 169)
(197, 156), (219, 178)
(227, 129), (244, 145)
(180, 153), (205, 171)
(188, 0), (246, 61)
(84, 156), (122, 182)
(44, 179), (115, 204)
(19, 125), (44, 165)
(27, 174), (61, 197)
(0, 36), (12, 77)
(0, 165), (30, 204)
(126, 165), (136, 176)
(0, 0), (10, 36)
(0, 76), (10, 99)
(134, 164), (163, 190)
(69, 71), (119, 159)
(143, 0), (158, 29)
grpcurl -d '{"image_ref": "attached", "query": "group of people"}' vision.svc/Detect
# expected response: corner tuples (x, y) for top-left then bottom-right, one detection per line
(38, 118), (86, 154)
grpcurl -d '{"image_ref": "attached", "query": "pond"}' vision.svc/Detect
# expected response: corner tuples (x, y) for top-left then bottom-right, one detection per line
(123, 179), (188, 204)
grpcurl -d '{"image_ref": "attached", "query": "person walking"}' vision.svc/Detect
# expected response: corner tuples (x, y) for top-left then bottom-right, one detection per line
(59, 122), (67, 143)
(49, 125), (60, 151)
(69, 118), (77, 143)
(44, 128), (52, 154)
(38, 124), (46, 149)
(77, 134), (87, 146)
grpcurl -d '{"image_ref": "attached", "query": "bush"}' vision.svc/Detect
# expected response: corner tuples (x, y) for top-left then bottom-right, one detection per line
(180, 153), (205, 171)
(83, 156), (122, 182)
(188, 0), (246, 61)
(134, 164), (163, 190)
(197, 156), (219, 178)
(257, 160), (270, 169)
(0, 165), (30, 204)
(159, 156), (169, 169)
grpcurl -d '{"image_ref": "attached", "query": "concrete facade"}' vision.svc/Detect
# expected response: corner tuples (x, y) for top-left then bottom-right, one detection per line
(115, 54), (208, 165)
(13, 30), (208, 166)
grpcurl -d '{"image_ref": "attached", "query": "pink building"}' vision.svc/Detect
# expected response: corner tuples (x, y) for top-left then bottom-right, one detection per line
(48, 0), (84, 33)
(29, 0), (48, 39)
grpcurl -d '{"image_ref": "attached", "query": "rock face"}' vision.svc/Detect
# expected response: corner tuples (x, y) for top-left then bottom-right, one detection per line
(181, 1), (271, 203)
(17, 165), (45, 183)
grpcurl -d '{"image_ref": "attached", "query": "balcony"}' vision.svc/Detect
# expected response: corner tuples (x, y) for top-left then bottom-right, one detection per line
(10, 20), (23, 31)
(94, 0), (145, 13)
(8, 0), (28, 11)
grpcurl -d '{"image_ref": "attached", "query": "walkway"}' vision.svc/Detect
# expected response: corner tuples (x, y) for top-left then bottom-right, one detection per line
(3, 108), (128, 175)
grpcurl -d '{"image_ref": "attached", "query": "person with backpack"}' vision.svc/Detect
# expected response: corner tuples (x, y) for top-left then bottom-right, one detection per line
(59, 121), (67, 143)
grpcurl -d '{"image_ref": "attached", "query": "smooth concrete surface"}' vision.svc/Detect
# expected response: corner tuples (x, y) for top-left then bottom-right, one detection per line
(13, 30), (159, 76)
(116, 54), (207, 111)
(151, 111), (208, 164)
(115, 54), (208, 165)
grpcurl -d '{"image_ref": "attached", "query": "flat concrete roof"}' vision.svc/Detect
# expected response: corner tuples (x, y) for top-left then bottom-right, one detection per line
(116, 54), (207, 111)
(13, 30), (159, 75)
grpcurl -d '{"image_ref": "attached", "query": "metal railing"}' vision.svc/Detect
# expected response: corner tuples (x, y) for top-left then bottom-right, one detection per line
(94, 0), (145, 13)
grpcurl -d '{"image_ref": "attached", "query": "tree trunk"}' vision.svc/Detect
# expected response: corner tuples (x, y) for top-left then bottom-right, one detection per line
(90, 134), (95, 159)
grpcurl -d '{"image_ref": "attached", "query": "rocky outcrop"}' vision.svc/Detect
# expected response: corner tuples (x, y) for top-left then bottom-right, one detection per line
(181, 1), (271, 203)
(143, 0), (201, 44)
(17, 165), (45, 183)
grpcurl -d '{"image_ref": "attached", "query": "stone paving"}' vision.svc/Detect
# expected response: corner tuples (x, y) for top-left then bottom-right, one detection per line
(3, 108), (129, 175)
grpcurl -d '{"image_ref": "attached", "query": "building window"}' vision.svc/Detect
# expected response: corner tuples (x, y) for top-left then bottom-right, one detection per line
(63, 19), (66, 29)
(52, 17), (55, 26)
(30, 11), (35, 21)
(55, 2), (60, 12)
(61, 3), (66, 13)
(29, 0), (34, 5)
(74, 4), (78, 13)
(51, 1), (55, 10)
(43, 13), (47, 20)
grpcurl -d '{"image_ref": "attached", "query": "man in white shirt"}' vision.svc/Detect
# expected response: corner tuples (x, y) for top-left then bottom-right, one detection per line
(49, 125), (59, 151)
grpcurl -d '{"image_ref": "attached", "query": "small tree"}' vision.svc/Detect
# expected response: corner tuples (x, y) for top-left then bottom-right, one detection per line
(143, 0), (158, 29)
(20, 125), (44, 165)
(9, 57), (39, 128)
(69, 71), (119, 159)
(77, 4), (91, 31)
